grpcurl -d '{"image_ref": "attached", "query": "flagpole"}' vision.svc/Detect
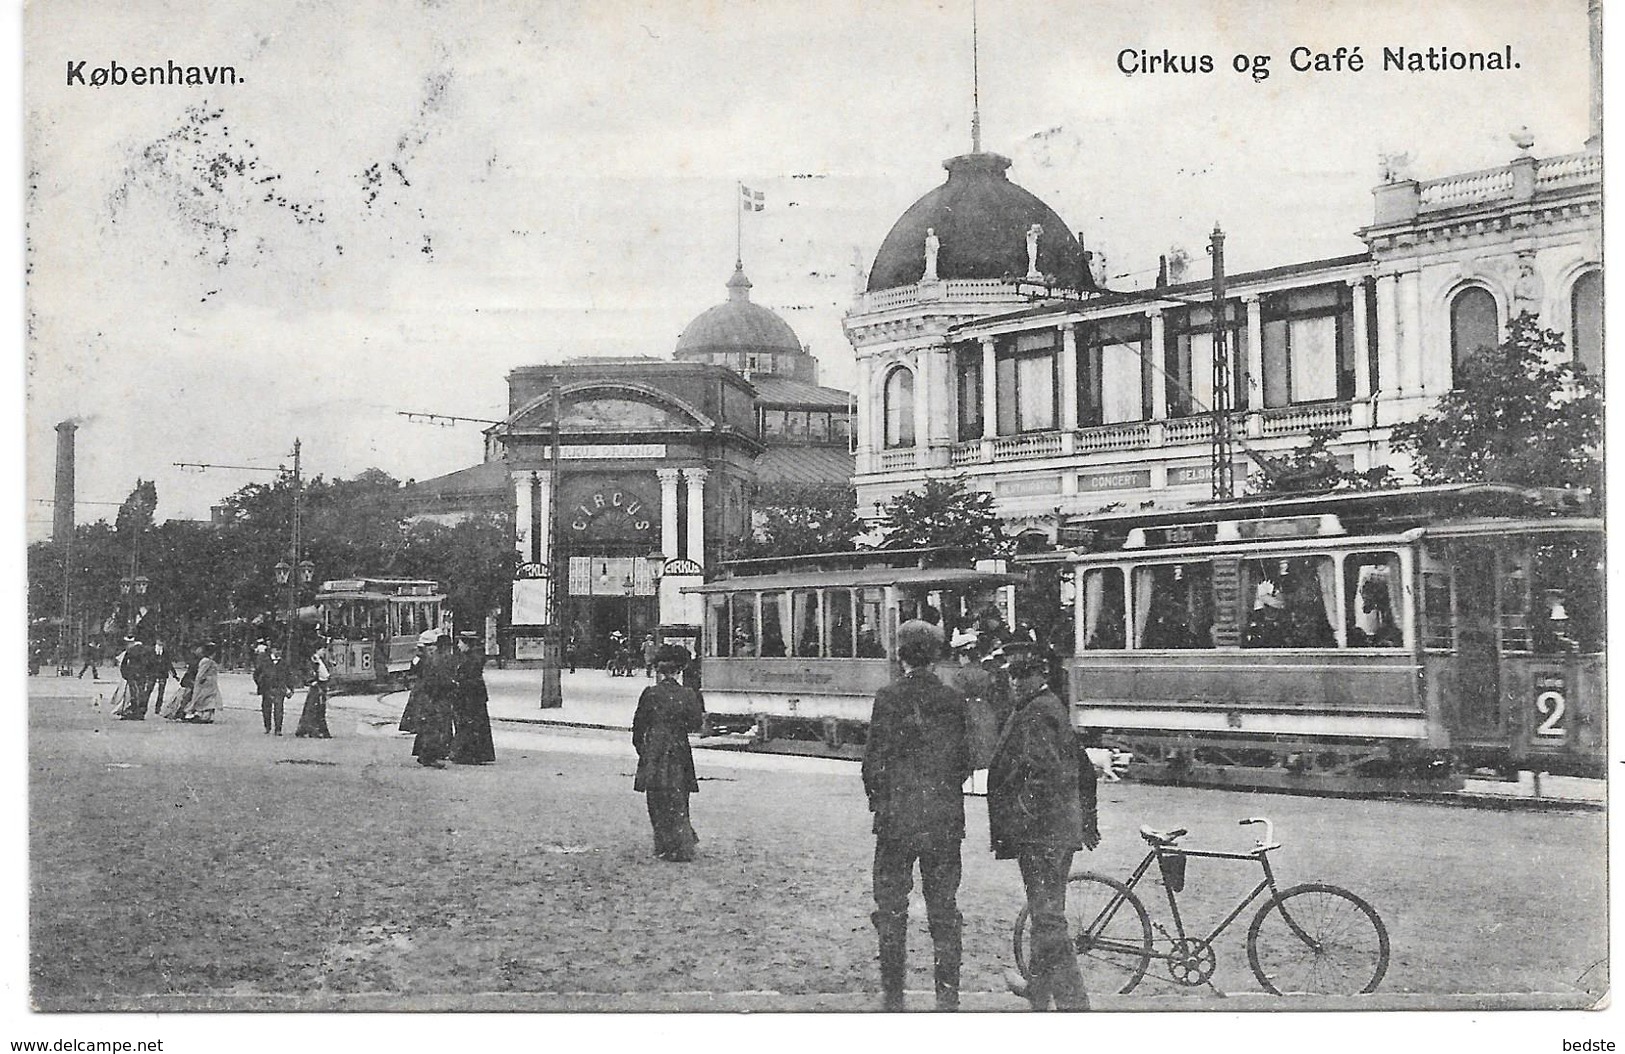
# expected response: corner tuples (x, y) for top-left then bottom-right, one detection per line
(735, 181), (743, 266)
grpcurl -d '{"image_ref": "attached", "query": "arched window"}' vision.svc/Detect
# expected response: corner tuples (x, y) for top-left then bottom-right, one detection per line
(1571, 270), (1603, 376)
(1449, 286), (1500, 382)
(883, 367), (915, 448)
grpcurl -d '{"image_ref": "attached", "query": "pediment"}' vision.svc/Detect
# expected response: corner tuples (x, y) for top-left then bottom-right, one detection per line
(508, 383), (712, 432)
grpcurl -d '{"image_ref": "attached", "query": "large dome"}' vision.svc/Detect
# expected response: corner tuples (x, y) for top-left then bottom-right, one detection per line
(674, 264), (804, 357)
(867, 152), (1092, 293)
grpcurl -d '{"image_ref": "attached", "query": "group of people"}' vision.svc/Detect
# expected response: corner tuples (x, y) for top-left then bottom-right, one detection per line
(251, 640), (333, 738)
(398, 628), (496, 768)
(108, 637), (224, 724)
(863, 614), (1099, 1013)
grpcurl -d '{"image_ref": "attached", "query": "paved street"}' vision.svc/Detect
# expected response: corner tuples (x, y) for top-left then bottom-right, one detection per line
(27, 669), (1607, 1018)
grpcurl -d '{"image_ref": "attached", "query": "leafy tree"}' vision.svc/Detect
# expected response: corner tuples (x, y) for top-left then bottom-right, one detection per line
(875, 476), (1007, 553)
(397, 512), (516, 630)
(1246, 428), (1395, 496)
(1389, 313), (1602, 492)
(734, 482), (859, 559)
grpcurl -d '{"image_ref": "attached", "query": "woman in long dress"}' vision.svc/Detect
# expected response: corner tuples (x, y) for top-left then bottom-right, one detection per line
(182, 642), (223, 723)
(397, 631), (438, 733)
(293, 646), (333, 738)
(631, 644), (705, 861)
(448, 633), (496, 764)
(160, 645), (199, 720)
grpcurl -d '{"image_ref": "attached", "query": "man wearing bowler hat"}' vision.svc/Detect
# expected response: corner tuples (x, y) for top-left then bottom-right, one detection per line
(988, 639), (1099, 1011)
(863, 617), (972, 1012)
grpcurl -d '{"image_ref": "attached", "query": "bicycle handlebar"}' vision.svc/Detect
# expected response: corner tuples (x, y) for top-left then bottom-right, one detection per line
(1239, 817), (1277, 850)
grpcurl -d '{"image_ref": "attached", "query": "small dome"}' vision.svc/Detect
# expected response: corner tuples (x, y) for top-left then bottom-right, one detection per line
(867, 152), (1092, 293)
(675, 263), (804, 357)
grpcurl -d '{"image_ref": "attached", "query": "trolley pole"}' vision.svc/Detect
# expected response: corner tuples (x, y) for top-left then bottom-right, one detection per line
(1208, 224), (1235, 500)
(539, 382), (564, 709)
(284, 439), (302, 664)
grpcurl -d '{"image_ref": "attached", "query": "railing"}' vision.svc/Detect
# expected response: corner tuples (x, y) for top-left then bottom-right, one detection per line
(850, 278), (1035, 315)
(949, 441), (982, 467)
(1074, 422), (1151, 452)
(1162, 416), (1215, 445)
(991, 432), (1062, 461)
(1259, 403), (1353, 436)
(1536, 151), (1602, 190)
(1418, 166), (1515, 209)
(878, 449), (917, 471)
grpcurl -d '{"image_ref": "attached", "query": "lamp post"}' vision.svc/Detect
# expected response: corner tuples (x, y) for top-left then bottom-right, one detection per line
(119, 574), (150, 636)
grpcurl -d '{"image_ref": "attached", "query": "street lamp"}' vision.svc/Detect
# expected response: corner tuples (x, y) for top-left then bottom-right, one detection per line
(273, 560), (292, 586)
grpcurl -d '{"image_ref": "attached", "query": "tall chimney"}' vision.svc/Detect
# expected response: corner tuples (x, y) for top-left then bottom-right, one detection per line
(53, 421), (77, 544)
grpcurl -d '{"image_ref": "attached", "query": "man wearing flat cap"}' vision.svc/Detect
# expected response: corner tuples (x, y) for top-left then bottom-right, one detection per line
(988, 639), (1100, 1011)
(632, 643), (705, 861)
(862, 617), (972, 1012)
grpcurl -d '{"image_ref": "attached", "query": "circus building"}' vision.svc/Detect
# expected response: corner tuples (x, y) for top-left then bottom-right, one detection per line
(401, 263), (852, 664)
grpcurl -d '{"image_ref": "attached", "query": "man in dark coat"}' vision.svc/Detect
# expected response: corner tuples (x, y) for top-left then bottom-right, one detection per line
(411, 633), (457, 767)
(117, 637), (154, 720)
(988, 640), (1100, 1011)
(862, 619), (972, 1012)
(632, 644), (705, 861)
(254, 646), (294, 735)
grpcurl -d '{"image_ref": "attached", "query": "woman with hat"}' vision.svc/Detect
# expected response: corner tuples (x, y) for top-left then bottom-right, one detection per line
(448, 631), (496, 764)
(180, 642), (223, 723)
(411, 630), (457, 768)
(293, 642), (333, 739)
(631, 643), (705, 861)
(397, 629), (441, 734)
(949, 629), (999, 796)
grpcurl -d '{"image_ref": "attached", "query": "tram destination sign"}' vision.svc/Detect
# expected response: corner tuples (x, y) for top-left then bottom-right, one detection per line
(1142, 523), (1219, 548)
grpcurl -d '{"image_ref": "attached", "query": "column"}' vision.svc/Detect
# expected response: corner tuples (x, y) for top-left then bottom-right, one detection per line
(1399, 271), (1424, 393)
(512, 471), (533, 563)
(1349, 279), (1371, 398)
(532, 471), (551, 570)
(1243, 295), (1263, 411)
(1374, 274), (1401, 395)
(980, 336), (997, 439)
(684, 468), (709, 565)
(1058, 324), (1079, 431)
(656, 468), (681, 561)
(853, 363), (873, 474)
(1147, 310), (1168, 419)
(915, 346), (937, 446)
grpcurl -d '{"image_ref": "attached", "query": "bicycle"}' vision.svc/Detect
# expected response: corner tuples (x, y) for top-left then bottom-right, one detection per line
(1013, 818), (1389, 997)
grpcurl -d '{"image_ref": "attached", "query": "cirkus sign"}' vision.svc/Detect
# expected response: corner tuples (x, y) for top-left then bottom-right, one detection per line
(570, 488), (652, 532)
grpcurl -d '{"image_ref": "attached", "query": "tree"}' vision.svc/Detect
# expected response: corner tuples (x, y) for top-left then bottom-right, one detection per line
(734, 482), (860, 559)
(397, 512), (516, 630)
(1389, 313), (1602, 492)
(1246, 428), (1395, 496)
(875, 476), (1007, 553)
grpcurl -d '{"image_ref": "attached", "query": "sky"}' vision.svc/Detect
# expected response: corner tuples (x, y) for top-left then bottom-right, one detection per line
(23, 0), (1597, 535)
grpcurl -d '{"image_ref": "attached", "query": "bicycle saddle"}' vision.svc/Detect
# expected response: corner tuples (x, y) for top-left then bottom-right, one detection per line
(1139, 825), (1188, 846)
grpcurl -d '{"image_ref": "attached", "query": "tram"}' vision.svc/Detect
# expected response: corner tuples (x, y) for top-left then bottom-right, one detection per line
(1031, 483), (1603, 791)
(311, 578), (449, 689)
(688, 548), (1024, 751)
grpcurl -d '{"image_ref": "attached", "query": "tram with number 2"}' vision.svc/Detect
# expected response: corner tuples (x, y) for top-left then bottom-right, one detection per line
(312, 578), (450, 690)
(1027, 483), (1603, 791)
(688, 548), (1024, 752)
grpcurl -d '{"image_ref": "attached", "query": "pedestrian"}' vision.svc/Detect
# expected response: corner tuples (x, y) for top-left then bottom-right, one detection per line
(162, 645), (200, 720)
(862, 618), (971, 1012)
(181, 641), (222, 723)
(149, 641), (178, 716)
(641, 633), (657, 678)
(76, 638), (102, 680)
(987, 640), (1100, 1012)
(255, 646), (294, 735)
(631, 643), (704, 862)
(411, 631), (457, 768)
(117, 637), (155, 721)
(397, 630), (438, 733)
(949, 629), (999, 796)
(293, 644), (333, 739)
(565, 629), (580, 674)
(448, 632), (496, 764)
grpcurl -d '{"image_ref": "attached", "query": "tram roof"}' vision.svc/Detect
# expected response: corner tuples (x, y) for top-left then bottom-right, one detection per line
(684, 566), (1025, 594)
(1056, 483), (1594, 546)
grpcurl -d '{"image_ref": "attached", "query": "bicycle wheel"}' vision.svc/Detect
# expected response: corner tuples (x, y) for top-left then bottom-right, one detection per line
(1013, 872), (1154, 995)
(1246, 883), (1389, 995)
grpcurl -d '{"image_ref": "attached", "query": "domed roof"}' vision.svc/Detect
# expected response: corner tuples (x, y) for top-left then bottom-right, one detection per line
(867, 152), (1093, 293)
(674, 264), (804, 357)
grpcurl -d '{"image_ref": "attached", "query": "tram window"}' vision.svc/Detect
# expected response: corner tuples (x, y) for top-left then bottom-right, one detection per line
(760, 592), (788, 657)
(1531, 538), (1604, 653)
(1133, 563), (1214, 649)
(1421, 569), (1454, 649)
(856, 589), (886, 657)
(792, 589), (822, 657)
(708, 596), (732, 658)
(1345, 553), (1404, 648)
(827, 589), (855, 658)
(1081, 568), (1127, 650)
(731, 595), (758, 656)
(1241, 557), (1336, 648)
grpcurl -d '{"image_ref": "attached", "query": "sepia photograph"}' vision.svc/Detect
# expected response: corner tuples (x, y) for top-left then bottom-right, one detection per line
(16, 0), (1611, 1047)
